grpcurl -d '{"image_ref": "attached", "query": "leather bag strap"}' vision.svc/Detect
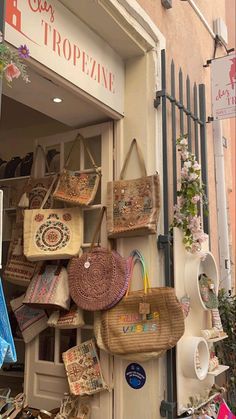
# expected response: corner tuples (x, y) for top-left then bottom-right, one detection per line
(40, 174), (58, 209)
(65, 134), (98, 170)
(119, 139), (147, 180)
(90, 206), (106, 249)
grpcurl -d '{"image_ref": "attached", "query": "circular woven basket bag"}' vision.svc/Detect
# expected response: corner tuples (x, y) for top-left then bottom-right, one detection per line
(68, 247), (128, 311)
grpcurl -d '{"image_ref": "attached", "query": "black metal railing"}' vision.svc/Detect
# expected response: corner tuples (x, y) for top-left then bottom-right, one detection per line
(155, 49), (208, 418)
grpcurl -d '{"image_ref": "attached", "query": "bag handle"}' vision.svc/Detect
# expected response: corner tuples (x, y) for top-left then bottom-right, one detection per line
(119, 139), (147, 180)
(126, 250), (150, 296)
(65, 134), (99, 171)
(40, 175), (59, 209)
(30, 145), (51, 178)
(90, 206), (106, 249)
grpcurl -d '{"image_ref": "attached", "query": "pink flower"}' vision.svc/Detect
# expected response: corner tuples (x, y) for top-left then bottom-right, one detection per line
(193, 161), (201, 170)
(181, 151), (190, 161)
(5, 63), (21, 82)
(180, 138), (188, 146)
(191, 195), (200, 204)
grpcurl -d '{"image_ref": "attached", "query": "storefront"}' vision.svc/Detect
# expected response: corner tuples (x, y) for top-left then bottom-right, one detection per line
(0, 1), (166, 418)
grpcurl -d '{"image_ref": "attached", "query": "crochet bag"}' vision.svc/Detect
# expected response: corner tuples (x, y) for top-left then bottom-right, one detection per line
(18, 145), (55, 209)
(4, 223), (39, 287)
(47, 305), (84, 329)
(53, 134), (101, 207)
(68, 207), (128, 311)
(107, 139), (160, 238)
(10, 294), (48, 344)
(23, 182), (82, 261)
(0, 279), (17, 366)
(100, 250), (185, 355)
(23, 265), (70, 310)
(62, 339), (108, 396)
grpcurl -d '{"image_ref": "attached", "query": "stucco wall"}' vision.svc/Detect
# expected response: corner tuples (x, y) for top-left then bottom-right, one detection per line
(137, 0), (234, 274)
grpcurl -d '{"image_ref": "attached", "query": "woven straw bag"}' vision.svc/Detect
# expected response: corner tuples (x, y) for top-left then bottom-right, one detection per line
(10, 294), (48, 344)
(68, 207), (128, 311)
(18, 145), (55, 209)
(53, 134), (101, 207)
(24, 179), (82, 261)
(100, 250), (185, 355)
(107, 139), (160, 238)
(23, 265), (70, 310)
(62, 339), (108, 396)
(4, 223), (40, 286)
(47, 305), (84, 329)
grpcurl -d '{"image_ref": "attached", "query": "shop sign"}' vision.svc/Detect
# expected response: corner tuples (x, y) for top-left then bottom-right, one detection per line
(211, 53), (236, 120)
(4, 0), (124, 114)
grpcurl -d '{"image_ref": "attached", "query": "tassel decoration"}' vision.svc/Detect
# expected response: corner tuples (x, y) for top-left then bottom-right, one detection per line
(18, 192), (29, 208)
(12, 238), (23, 256)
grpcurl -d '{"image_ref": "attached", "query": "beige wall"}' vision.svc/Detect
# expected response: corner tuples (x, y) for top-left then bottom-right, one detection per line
(137, 0), (235, 276)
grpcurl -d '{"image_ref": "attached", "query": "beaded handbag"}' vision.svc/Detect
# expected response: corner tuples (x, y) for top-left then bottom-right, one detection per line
(53, 134), (101, 207)
(68, 207), (128, 311)
(107, 139), (160, 238)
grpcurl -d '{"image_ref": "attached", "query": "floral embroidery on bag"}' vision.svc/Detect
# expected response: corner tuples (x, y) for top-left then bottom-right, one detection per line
(35, 220), (71, 252)
(63, 213), (72, 221)
(35, 213), (44, 222)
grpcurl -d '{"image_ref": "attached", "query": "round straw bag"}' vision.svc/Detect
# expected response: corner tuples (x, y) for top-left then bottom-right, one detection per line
(68, 207), (128, 311)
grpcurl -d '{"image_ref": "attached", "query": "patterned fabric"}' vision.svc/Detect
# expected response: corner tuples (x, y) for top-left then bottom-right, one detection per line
(10, 295), (48, 344)
(211, 308), (224, 331)
(28, 181), (53, 209)
(107, 174), (160, 238)
(53, 169), (101, 207)
(24, 207), (82, 261)
(23, 266), (70, 310)
(0, 278), (17, 365)
(48, 305), (84, 329)
(62, 340), (108, 396)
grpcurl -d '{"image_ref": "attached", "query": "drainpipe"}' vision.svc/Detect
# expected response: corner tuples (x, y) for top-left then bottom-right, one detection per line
(181, 0), (216, 39)
(213, 120), (232, 292)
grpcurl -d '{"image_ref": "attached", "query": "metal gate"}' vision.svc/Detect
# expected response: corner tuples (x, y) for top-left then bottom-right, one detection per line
(155, 49), (209, 418)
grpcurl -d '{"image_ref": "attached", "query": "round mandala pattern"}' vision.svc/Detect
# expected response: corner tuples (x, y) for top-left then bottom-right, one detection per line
(35, 220), (70, 252)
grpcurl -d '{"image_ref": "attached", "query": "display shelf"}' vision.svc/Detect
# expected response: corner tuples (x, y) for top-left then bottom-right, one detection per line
(0, 176), (30, 183)
(0, 370), (24, 378)
(207, 334), (228, 343)
(207, 365), (229, 376)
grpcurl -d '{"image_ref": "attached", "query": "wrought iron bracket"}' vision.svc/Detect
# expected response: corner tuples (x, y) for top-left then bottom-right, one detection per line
(160, 400), (176, 417)
(207, 116), (214, 123)
(154, 89), (166, 108)
(157, 234), (172, 250)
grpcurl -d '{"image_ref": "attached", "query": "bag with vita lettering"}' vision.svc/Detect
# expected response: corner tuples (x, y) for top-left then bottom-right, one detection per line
(100, 250), (185, 355)
(53, 134), (101, 207)
(107, 139), (160, 238)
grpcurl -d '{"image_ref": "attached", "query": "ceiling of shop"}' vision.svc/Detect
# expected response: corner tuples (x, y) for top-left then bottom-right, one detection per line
(59, 0), (146, 59)
(2, 67), (112, 128)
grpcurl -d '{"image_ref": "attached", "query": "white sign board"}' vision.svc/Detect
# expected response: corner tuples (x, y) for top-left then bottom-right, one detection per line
(5, 0), (124, 115)
(211, 53), (236, 120)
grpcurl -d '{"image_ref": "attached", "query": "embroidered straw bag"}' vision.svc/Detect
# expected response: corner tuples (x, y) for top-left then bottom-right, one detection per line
(4, 223), (40, 287)
(62, 339), (108, 396)
(68, 207), (128, 311)
(53, 134), (101, 206)
(47, 305), (84, 329)
(18, 145), (55, 209)
(100, 250), (185, 355)
(23, 265), (70, 310)
(24, 179), (82, 261)
(107, 139), (160, 238)
(10, 294), (48, 344)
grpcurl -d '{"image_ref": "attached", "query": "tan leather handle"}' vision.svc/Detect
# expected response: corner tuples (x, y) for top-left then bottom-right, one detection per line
(119, 138), (147, 179)
(65, 134), (99, 171)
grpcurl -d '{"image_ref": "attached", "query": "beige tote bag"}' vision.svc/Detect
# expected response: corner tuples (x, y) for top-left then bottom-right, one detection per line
(24, 179), (82, 261)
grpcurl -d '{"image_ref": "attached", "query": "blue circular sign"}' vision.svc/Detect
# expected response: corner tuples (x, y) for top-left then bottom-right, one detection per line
(125, 363), (146, 389)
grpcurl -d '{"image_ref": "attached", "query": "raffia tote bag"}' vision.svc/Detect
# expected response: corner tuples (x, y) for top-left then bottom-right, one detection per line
(107, 139), (160, 238)
(23, 265), (70, 310)
(100, 250), (185, 355)
(4, 223), (40, 286)
(24, 179), (82, 261)
(18, 145), (55, 209)
(53, 134), (101, 206)
(68, 207), (128, 311)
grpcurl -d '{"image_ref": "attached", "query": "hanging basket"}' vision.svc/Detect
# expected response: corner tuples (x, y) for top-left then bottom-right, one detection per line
(179, 336), (209, 381)
(184, 252), (219, 311)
